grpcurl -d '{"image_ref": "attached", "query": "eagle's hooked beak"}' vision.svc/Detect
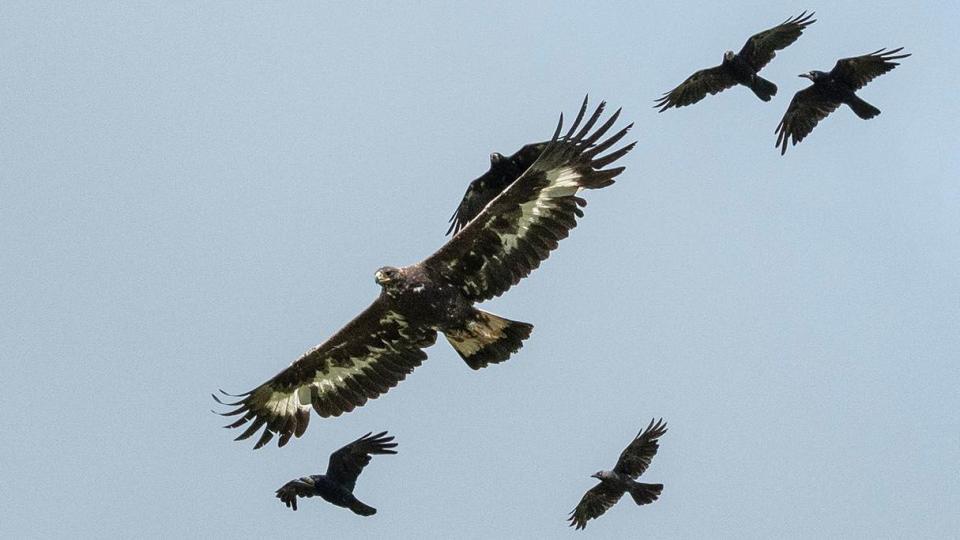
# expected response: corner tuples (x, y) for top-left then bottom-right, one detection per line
(590, 473), (601, 480)
(798, 73), (813, 81)
(375, 270), (387, 285)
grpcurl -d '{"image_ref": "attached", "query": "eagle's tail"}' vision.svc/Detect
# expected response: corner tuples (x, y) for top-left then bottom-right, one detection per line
(628, 482), (663, 506)
(444, 310), (533, 370)
(749, 75), (777, 102)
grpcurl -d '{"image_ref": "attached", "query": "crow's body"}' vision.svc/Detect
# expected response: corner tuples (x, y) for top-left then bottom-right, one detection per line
(723, 53), (778, 101)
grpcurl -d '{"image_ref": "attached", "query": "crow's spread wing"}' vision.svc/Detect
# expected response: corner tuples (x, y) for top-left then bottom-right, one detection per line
(654, 65), (737, 112)
(774, 84), (841, 155)
(326, 431), (397, 490)
(829, 47), (910, 91)
(568, 483), (624, 530)
(275, 476), (321, 511)
(613, 418), (668, 479)
(738, 11), (816, 71)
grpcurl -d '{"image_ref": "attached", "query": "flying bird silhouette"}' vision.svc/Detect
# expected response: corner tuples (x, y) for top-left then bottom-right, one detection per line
(214, 97), (635, 448)
(655, 12), (815, 112)
(775, 47), (910, 154)
(276, 431), (396, 514)
(447, 142), (547, 236)
(568, 419), (667, 530)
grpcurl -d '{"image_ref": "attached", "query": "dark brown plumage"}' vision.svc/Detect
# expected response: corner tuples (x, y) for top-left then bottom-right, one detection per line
(214, 97), (635, 448)
(655, 12), (815, 111)
(568, 419), (667, 530)
(775, 48), (910, 154)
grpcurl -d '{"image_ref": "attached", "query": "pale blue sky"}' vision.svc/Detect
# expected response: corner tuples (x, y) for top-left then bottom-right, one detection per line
(2, 1), (957, 538)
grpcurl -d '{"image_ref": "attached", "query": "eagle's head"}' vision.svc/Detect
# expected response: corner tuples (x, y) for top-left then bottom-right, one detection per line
(375, 266), (402, 287)
(591, 471), (611, 480)
(799, 70), (826, 82)
(489, 152), (504, 166)
(723, 50), (735, 62)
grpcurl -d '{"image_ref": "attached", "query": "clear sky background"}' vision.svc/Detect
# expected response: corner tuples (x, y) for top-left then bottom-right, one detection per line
(2, 1), (957, 538)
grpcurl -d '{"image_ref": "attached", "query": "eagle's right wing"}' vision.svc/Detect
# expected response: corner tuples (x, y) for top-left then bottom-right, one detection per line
(215, 299), (437, 449)
(447, 142), (548, 236)
(424, 97), (634, 303)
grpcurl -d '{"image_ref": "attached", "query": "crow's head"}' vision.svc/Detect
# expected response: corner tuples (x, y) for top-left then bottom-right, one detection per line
(591, 470), (611, 481)
(799, 70), (827, 82)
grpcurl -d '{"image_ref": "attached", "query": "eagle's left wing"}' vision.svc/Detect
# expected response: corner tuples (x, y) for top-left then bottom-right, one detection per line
(214, 298), (437, 449)
(424, 97), (635, 302)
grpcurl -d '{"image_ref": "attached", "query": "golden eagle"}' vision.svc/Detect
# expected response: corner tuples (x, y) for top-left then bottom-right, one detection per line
(215, 97), (635, 448)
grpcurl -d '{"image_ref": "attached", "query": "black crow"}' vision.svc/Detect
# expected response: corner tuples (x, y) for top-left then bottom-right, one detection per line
(655, 12), (815, 111)
(447, 142), (547, 236)
(275, 431), (397, 514)
(568, 419), (667, 530)
(775, 47), (910, 154)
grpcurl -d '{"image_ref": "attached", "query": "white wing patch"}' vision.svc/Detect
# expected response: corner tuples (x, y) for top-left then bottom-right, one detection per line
(498, 166), (581, 251)
(262, 312), (412, 418)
